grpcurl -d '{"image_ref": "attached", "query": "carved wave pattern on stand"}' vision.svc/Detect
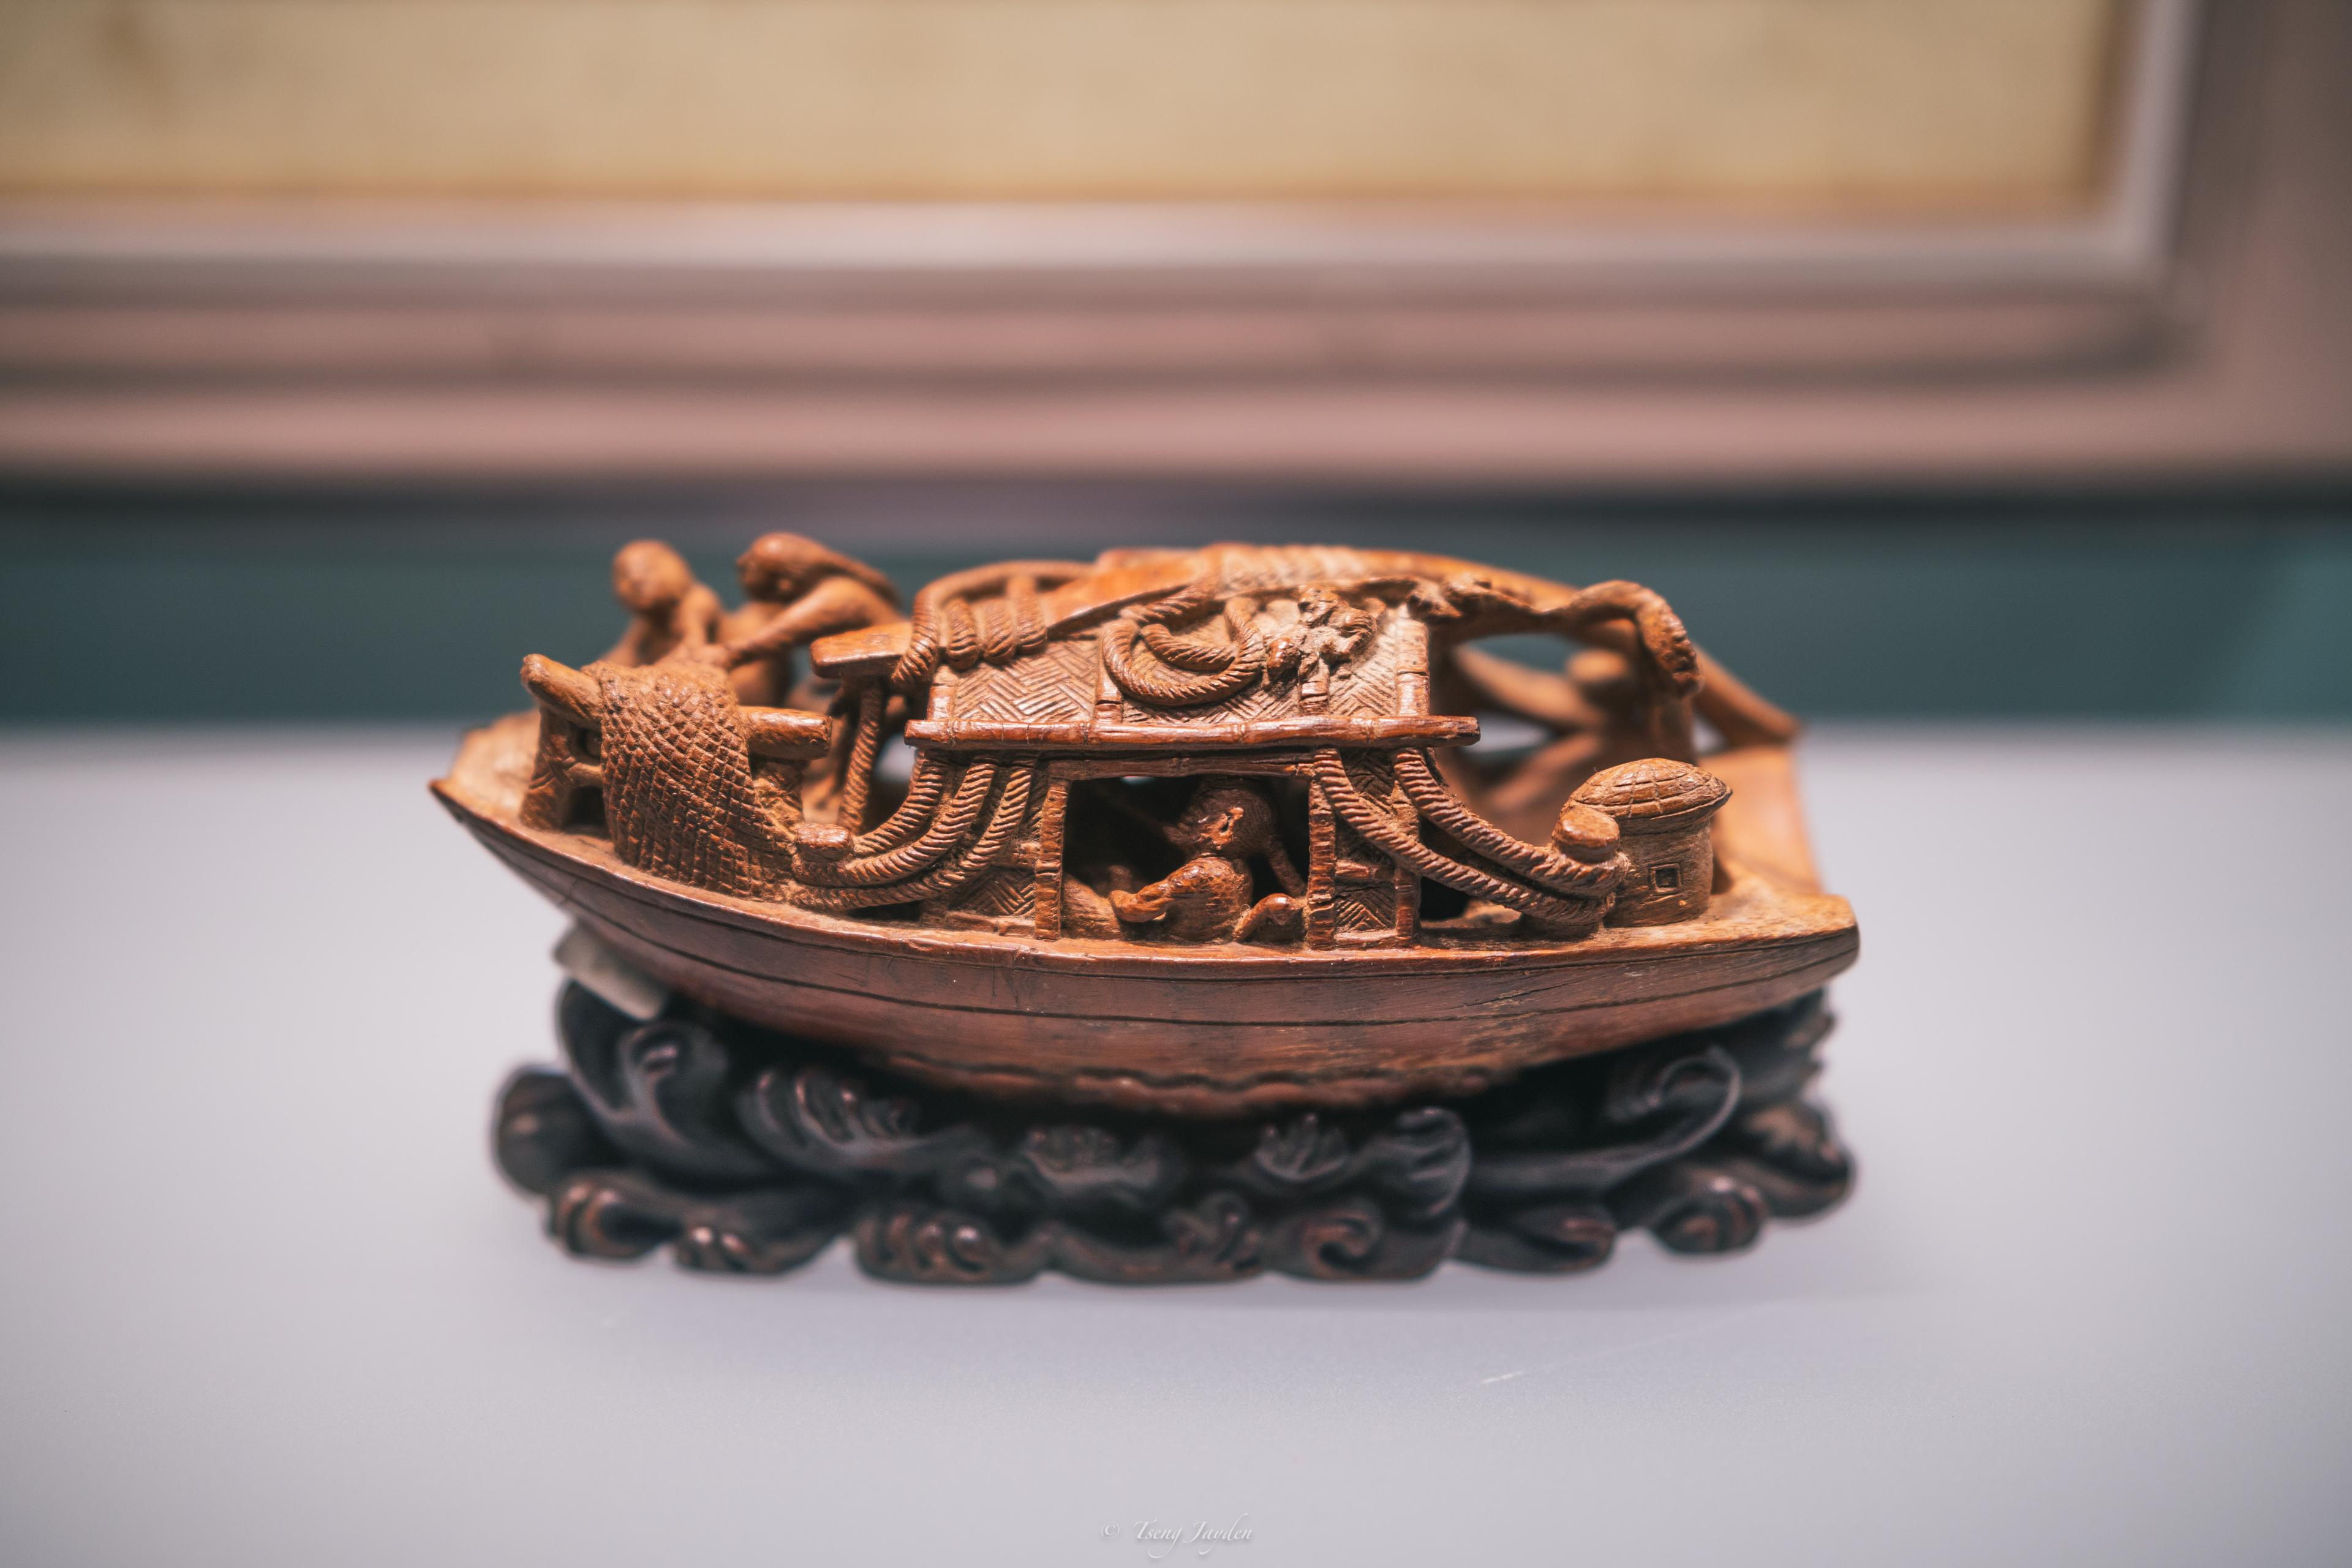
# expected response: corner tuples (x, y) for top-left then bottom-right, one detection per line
(494, 986), (1853, 1286)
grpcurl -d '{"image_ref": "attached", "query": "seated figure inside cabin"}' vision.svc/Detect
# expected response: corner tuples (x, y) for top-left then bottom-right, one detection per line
(603, 540), (724, 668)
(705, 532), (902, 707)
(1066, 779), (1306, 945)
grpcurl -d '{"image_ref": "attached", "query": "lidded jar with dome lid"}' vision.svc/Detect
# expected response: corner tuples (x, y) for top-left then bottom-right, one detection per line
(1570, 758), (1731, 925)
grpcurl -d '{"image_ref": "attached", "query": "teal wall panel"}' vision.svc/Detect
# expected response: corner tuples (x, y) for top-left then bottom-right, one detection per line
(2, 488), (2346, 721)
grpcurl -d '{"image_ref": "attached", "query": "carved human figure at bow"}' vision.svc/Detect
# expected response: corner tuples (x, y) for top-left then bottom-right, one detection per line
(603, 540), (723, 668)
(1107, 780), (1304, 944)
(704, 532), (901, 707)
(1268, 584), (1376, 690)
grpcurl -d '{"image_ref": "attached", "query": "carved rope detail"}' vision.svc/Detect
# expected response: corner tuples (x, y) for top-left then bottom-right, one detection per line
(1390, 748), (1629, 897)
(1311, 750), (1616, 935)
(1100, 597), (1269, 708)
(790, 758), (1000, 887)
(782, 760), (1042, 913)
(889, 560), (1091, 693)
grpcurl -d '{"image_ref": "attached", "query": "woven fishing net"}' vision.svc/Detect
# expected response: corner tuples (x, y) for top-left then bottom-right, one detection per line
(590, 660), (782, 897)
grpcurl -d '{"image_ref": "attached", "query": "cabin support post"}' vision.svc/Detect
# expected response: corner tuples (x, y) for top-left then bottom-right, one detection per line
(1392, 623), (1434, 939)
(1305, 775), (1338, 949)
(1390, 773), (1420, 944)
(1032, 776), (1069, 940)
(837, 680), (886, 833)
(520, 712), (602, 832)
(1394, 616), (1430, 717)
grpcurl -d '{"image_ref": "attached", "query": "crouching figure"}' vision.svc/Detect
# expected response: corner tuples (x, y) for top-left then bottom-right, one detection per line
(1066, 780), (1306, 945)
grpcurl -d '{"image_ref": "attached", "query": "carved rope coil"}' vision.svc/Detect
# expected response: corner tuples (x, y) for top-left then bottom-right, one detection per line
(981, 575), (1049, 662)
(916, 761), (1037, 898)
(889, 561), (1089, 693)
(843, 752), (952, 858)
(934, 589), (1049, 673)
(785, 761), (1041, 911)
(940, 598), (981, 671)
(837, 680), (887, 832)
(1101, 597), (1268, 708)
(1390, 749), (1628, 896)
(791, 760), (1000, 886)
(1126, 557), (1224, 627)
(1310, 750), (1611, 931)
(1139, 618), (1239, 672)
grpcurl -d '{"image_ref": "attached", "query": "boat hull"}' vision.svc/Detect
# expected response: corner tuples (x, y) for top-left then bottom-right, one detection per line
(436, 715), (1856, 1114)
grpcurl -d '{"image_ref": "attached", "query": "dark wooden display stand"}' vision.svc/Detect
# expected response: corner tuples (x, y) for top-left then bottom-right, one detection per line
(494, 983), (1851, 1285)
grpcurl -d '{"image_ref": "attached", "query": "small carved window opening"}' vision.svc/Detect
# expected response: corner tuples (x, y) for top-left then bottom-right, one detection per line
(1651, 864), (1681, 892)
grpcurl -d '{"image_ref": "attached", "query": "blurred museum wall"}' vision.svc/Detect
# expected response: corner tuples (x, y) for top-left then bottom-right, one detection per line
(0, 0), (2345, 720)
(5, 483), (2346, 723)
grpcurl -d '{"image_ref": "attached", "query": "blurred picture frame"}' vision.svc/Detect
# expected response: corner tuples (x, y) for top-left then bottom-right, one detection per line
(0, 0), (2345, 487)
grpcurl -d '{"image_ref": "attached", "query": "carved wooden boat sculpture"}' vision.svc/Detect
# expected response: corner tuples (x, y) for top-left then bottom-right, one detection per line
(435, 543), (1857, 1115)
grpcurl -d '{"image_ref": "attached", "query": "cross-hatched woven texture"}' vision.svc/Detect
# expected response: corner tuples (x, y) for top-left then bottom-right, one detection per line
(944, 866), (1036, 920)
(592, 660), (778, 897)
(1333, 881), (1393, 933)
(949, 633), (1100, 725)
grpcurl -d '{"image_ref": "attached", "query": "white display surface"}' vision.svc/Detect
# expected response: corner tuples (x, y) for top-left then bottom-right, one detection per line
(2, 727), (2346, 1568)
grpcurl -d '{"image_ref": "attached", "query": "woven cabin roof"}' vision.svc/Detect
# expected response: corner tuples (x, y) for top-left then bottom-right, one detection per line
(911, 592), (1470, 753)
